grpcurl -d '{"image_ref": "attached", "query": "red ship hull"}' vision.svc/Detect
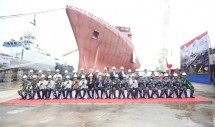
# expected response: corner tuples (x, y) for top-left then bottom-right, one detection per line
(66, 6), (140, 73)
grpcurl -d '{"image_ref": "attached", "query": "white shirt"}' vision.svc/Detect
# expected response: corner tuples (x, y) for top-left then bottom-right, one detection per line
(46, 80), (55, 89)
(63, 80), (72, 89)
(129, 79), (138, 88)
(79, 79), (88, 89)
(37, 80), (47, 89)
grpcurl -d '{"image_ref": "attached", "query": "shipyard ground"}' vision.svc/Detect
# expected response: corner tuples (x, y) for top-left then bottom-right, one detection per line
(0, 82), (215, 127)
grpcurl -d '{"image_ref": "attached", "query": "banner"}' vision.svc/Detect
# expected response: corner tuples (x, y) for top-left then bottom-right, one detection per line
(180, 31), (209, 74)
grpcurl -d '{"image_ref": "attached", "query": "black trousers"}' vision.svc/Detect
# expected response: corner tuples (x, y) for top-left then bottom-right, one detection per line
(95, 88), (104, 99)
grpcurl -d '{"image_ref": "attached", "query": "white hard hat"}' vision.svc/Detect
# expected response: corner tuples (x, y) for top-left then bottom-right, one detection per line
(89, 68), (93, 71)
(135, 69), (139, 72)
(96, 70), (99, 73)
(131, 74), (135, 77)
(98, 72), (102, 75)
(89, 74), (93, 77)
(115, 74), (118, 77)
(41, 75), (45, 78)
(56, 69), (59, 72)
(39, 70), (42, 73)
(48, 75), (52, 79)
(66, 75), (70, 79)
(104, 67), (107, 70)
(80, 68), (84, 71)
(112, 67), (116, 70)
(33, 75), (37, 78)
(29, 70), (33, 73)
(23, 75), (27, 79)
(47, 69), (51, 72)
(120, 67), (124, 70)
(173, 73), (178, 77)
(106, 74), (110, 77)
(158, 68), (161, 71)
(73, 74), (77, 78)
(123, 74), (126, 77)
(65, 70), (68, 73)
(182, 72), (186, 76)
(164, 73), (168, 77)
(57, 75), (61, 78)
(81, 75), (85, 79)
(128, 69), (132, 72)
(155, 73), (159, 77)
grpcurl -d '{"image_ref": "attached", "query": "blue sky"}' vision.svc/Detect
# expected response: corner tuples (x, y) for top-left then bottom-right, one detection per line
(0, 0), (215, 71)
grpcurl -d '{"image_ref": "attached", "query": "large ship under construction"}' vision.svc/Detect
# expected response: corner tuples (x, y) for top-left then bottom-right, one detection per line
(66, 6), (140, 72)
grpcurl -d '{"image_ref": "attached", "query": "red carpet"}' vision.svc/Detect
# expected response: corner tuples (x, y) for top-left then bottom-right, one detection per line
(0, 96), (211, 104)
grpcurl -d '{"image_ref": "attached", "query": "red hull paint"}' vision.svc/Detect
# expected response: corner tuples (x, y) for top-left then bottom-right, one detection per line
(66, 6), (140, 73)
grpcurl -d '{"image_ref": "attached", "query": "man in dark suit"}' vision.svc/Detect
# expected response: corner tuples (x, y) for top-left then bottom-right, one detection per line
(110, 67), (117, 80)
(95, 72), (104, 99)
(118, 66), (126, 80)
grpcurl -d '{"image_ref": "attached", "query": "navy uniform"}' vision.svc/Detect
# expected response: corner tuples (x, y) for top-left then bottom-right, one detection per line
(153, 74), (163, 98)
(17, 75), (30, 99)
(160, 73), (170, 98)
(169, 73), (181, 98)
(112, 74), (121, 99)
(143, 76), (152, 98)
(95, 73), (104, 99)
(103, 74), (113, 99)
(77, 68), (86, 80)
(78, 75), (88, 99)
(63, 75), (72, 99)
(134, 69), (140, 80)
(87, 74), (95, 98)
(120, 75), (129, 99)
(29, 75), (38, 99)
(72, 75), (79, 99)
(53, 75), (63, 99)
(181, 72), (195, 98)
(129, 74), (138, 98)
(138, 75), (144, 98)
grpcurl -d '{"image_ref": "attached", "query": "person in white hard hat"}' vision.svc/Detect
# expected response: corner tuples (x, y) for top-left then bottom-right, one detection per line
(53, 74), (63, 99)
(137, 75), (144, 98)
(102, 67), (108, 79)
(128, 74), (138, 99)
(29, 75), (38, 99)
(160, 73), (170, 98)
(86, 68), (94, 81)
(103, 73), (113, 99)
(45, 69), (52, 80)
(95, 72), (104, 99)
(181, 72), (195, 98)
(150, 73), (160, 99)
(170, 73), (182, 98)
(165, 68), (173, 80)
(142, 69), (148, 78)
(62, 70), (69, 81)
(150, 70), (155, 79)
(134, 69), (140, 80)
(94, 69), (100, 80)
(110, 67), (117, 80)
(152, 73), (162, 98)
(62, 75), (72, 99)
(112, 74), (121, 99)
(119, 74), (129, 99)
(36, 74), (47, 99)
(37, 70), (43, 80)
(87, 74), (95, 98)
(78, 75), (88, 99)
(53, 69), (62, 81)
(46, 75), (55, 99)
(18, 75), (30, 99)
(78, 68), (86, 80)
(158, 68), (163, 78)
(126, 69), (132, 81)
(27, 70), (34, 82)
(118, 66), (125, 81)
(144, 73), (153, 98)
(72, 74), (79, 99)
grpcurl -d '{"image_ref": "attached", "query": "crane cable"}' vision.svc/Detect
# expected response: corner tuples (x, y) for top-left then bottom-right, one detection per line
(0, 7), (65, 19)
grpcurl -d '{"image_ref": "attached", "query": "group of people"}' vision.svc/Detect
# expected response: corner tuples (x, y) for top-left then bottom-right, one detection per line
(17, 67), (195, 100)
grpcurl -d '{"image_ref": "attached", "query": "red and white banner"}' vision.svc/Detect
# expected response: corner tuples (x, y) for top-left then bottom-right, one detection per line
(180, 31), (209, 74)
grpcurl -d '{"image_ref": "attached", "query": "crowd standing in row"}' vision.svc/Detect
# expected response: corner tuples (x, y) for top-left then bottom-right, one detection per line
(17, 67), (195, 100)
